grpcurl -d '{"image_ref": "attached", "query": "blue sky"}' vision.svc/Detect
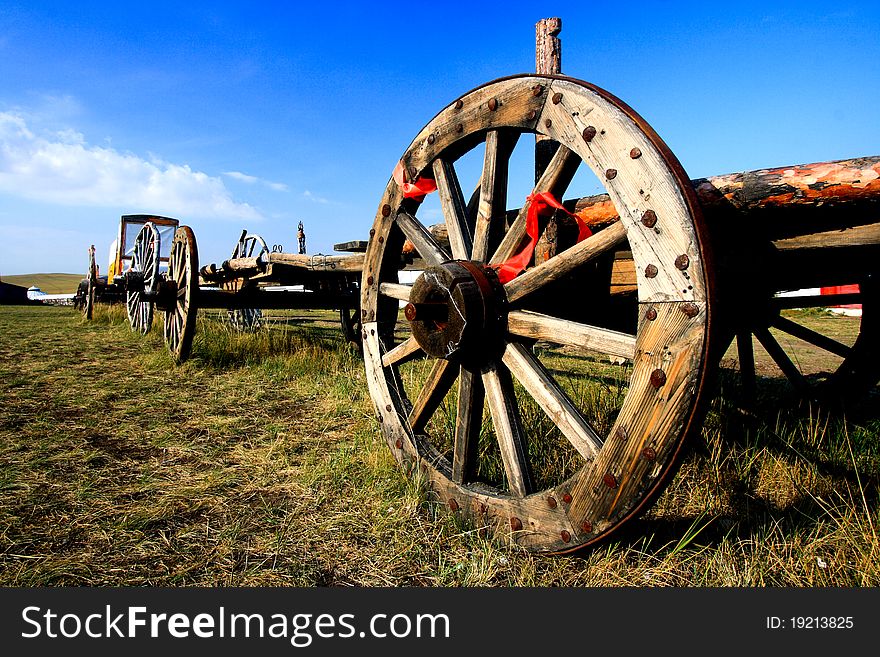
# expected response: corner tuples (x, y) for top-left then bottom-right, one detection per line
(1, 1), (878, 275)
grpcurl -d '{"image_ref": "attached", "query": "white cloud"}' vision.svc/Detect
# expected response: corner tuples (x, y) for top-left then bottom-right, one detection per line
(223, 170), (288, 192)
(222, 170), (259, 184)
(303, 189), (331, 204)
(0, 111), (261, 221)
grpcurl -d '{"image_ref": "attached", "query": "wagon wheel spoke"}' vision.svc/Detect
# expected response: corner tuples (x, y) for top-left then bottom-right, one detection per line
(379, 283), (412, 302)
(504, 221), (628, 304)
(395, 211), (450, 266)
(473, 130), (519, 262)
(490, 144), (581, 266)
(771, 315), (852, 359)
(482, 360), (534, 497)
(381, 336), (423, 368)
(507, 309), (636, 361)
(502, 341), (602, 461)
(432, 158), (473, 260)
(771, 292), (861, 311)
(736, 331), (757, 400)
(407, 359), (459, 434)
(753, 326), (807, 390)
(452, 366), (484, 484)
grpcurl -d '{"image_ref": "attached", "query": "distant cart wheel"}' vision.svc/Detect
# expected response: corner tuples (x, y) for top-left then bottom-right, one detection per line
(361, 74), (715, 553)
(163, 226), (199, 363)
(226, 307), (263, 331)
(733, 277), (880, 401)
(222, 231), (268, 331)
(339, 305), (361, 347)
(126, 222), (161, 335)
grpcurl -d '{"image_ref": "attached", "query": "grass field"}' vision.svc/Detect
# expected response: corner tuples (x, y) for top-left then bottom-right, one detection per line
(1, 273), (84, 295)
(0, 304), (877, 586)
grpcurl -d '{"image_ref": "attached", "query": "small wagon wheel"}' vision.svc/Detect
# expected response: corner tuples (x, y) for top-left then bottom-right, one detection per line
(732, 277), (880, 401)
(126, 222), (161, 335)
(163, 226), (199, 363)
(226, 306), (263, 331)
(223, 231), (268, 331)
(361, 75), (715, 552)
(339, 304), (361, 347)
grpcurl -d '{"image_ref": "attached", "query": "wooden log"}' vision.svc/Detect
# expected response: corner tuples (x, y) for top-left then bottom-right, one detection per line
(400, 155), (880, 284)
(334, 240), (368, 253)
(223, 256), (261, 272)
(267, 252), (365, 272)
(772, 222), (880, 250)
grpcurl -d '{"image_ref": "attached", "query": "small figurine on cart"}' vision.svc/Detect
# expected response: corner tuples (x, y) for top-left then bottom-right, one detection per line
(297, 221), (306, 254)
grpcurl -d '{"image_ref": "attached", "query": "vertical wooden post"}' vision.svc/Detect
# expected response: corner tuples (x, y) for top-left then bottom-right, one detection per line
(535, 17), (562, 183)
(534, 17), (563, 266)
(535, 17), (562, 74)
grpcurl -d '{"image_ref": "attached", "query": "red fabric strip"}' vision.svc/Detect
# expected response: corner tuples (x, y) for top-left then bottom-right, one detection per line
(392, 161), (438, 200)
(493, 192), (593, 284)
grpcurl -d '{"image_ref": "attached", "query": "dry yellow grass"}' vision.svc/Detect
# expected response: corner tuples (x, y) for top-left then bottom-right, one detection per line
(0, 304), (877, 586)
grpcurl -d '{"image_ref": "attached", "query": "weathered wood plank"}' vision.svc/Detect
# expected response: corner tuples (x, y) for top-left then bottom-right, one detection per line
(773, 222), (880, 250)
(541, 78), (707, 305)
(399, 77), (545, 183)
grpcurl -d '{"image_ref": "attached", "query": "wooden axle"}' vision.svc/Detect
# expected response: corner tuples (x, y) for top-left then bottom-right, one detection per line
(196, 288), (357, 311)
(200, 251), (366, 284)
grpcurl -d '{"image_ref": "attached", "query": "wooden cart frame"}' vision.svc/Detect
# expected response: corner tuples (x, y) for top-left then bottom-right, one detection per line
(82, 18), (880, 554)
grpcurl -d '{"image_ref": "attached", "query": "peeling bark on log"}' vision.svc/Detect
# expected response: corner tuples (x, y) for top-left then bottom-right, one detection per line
(403, 155), (880, 254)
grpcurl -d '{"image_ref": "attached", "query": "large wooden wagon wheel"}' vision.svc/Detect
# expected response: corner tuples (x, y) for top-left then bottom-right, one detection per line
(163, 226), (199, 363)
(361, 75), (715, 552)
(126, 222), (161, 335)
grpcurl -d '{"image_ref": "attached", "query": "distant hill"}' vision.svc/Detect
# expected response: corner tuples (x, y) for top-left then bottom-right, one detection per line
(1, 273), (84, 295)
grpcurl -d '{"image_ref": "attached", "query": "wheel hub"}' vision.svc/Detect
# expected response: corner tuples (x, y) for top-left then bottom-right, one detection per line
(405, 261), (506, 363)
